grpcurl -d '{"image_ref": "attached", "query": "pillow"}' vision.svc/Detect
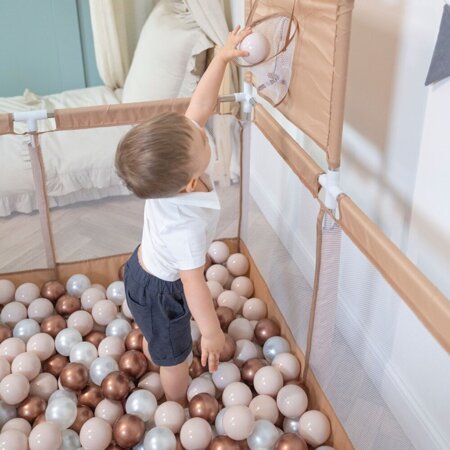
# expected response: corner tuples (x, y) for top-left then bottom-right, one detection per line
(122, 0), (213, 102)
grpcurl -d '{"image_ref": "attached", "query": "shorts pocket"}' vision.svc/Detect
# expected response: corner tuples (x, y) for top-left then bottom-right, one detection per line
(158, 292), (188, 322)
(125, 285), (153, 335)
(168, 293), (192, 357)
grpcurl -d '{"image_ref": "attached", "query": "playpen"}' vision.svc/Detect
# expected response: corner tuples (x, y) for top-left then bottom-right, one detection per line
(0, 0), (449, 448)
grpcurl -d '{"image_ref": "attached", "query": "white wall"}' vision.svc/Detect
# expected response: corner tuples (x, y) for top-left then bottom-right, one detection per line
(229, 0), (449, 448)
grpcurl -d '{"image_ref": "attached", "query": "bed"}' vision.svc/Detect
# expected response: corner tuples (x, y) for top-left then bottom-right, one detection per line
(0, 0), (238, 217)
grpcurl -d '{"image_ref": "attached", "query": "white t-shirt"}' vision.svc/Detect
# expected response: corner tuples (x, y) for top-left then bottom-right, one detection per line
(141, 174), (221, 281)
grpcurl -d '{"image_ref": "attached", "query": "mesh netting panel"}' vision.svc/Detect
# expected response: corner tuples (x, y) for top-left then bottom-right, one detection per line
(245, 15), (298, 105)
(0, 134), (48, 273)
(309, 216), (450, 450)
(244, 123), (317, 353)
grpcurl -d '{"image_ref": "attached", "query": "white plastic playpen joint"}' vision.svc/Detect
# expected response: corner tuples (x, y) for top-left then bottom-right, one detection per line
(318, 169), (343, 217)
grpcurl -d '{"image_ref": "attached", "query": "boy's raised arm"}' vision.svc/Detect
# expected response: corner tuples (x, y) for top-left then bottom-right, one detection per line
(185, 25), (251, 127)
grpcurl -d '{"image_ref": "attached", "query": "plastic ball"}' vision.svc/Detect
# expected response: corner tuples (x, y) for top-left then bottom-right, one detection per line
(13, 319), (40, 343)
(222, 405), (254, 441)
(92, 301), (118, 326)
(298, 410), (331, 447)
(211, 362), (240, 390)
(95, 399), (123, 425)
(228, 318), (254, 341)
(180, 417), (212, 450)
(272, 352), (301, 381)
(67, 310), (94, 336)
(263, 336), (291, 363)
(283, 416), (300, 434)
(11, 352), (41, 380)
(69, 341), (98, 368)
(0, 280), (15, 305)
(206, 281), (224, 301)
(206, 265), (229, 286)
(106, 318), (132, 339)
(14, 283), (40, 306)
(29, 373), (58, 401)
(253, 366), (283, 397)
(80, 288), (105, 312)
(207, 241), (230, 264)
(0, 429), (28, 450)
(55, 328), (82, 357)
(0, 338), (25, 363)
(144, 426), (177, 450)
(89, 356), (119, 386)
(242, 298), (267, 321)
(79, 417), (112, 450)
(0, 302), (27, 328)
(226, 253), (249, 276)
(45, 397), (77, 430)
(66, 274), (91, 298)
(27, 333), (55, 361)
(59, 428), (81, 450)
(0, 373), (30, 405)
(98, 336), (125, 361)
(28, 422), (62, 450)
(217, 291), (241, 314)
(138, 372), (164, 400)
(247, 419), (279, 450)
(187, 377), (216, 402)
(1, 417), (31, 435)
(125, 390), (157, 422)
(230, 277), (254, 298)
(276, 384), (308, 418)
(154, 401), (185, 434)
(106, 281), (125, 306)
(239, 31), (270, 65)
(233, 339), (258, 368)
(222, 382), (252, 407)
(28, 298), (54, 323)
(249, 394), (279, 424)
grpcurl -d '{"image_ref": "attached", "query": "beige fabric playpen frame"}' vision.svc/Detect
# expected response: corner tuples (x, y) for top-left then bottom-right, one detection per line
(0, 0), (449, 448)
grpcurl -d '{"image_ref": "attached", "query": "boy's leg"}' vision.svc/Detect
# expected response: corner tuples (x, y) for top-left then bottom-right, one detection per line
(160, 359), (190, 406)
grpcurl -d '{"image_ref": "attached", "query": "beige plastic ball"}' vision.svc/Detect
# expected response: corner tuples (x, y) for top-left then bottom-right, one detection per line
(95, 399), (123, 425)
(29, 422), (62, 450)
(92, 301), (118, 326)
(0, 429), (28, 450)
(67, 310), (94, 336)
(0, 338), (26, 363)
(0, 358), (10, 382)
(97, 336), (125, 361)
(80, 288), (105, 312)
(1, 417), (32, 436)
(205, 264), (229, 287)
(249, 394), (279, 423)
(217, 290), (241, 314)
(277, 384), (308, 418)
(299, 410), (331, 447)
(79, 417), (112, 450)
(227, 318), (254, 342)
(272, 352), (301, 381)
(14, 283), (40, 306)
(30, 372), (58, 400)
(208, 241), (230, 264)
(211, 362), (241, 391)
(27, 298), (54, 323)
(138, 372), (164, 400)
(242, 298), (267, 321)
(0, 280), (15, 305)
(0, 373), (30, 405)
(222, 381), (253, 407)
(206, 281), (224, 301)
(154, 401), (185, 433)
(187, 377), (216, 402)
(120, 300), (133, 320)
(0, 303), (27, 328)
(231, 277), (254, 298)
(11, 352), (41, 380)
(226, 253), (249, 276)
(222, 405), (255, 441)
(180, 417), (212, 450)
(253, 366), (283, 397)
(27, 333), (55, 361)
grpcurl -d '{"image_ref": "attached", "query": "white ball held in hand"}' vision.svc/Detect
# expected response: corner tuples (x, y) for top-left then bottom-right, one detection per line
(239, 31), (270, 65)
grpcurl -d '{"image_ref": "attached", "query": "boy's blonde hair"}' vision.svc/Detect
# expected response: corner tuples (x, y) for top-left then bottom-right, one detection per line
(115, 112), (195, 198)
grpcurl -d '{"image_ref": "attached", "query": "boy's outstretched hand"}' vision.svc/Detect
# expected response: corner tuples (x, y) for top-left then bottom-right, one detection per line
(201, 329), (225, 372)
(218, 25), (253, 63)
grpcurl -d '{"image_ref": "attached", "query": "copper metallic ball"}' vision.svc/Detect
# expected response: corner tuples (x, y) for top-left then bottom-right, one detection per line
(188, 393), (219, 424)
(101, 371), (132, 401)
(254, 318), (281, 345)
(33, 413), (46, 427)
(17, 396), (46, 423)
(40, 314), (67, 338)
(84, 330), (106, 348)
(60, 362), (89, 391)
(209, 436), (240, 450)
(219, 334), (236, 362)
(0, 324), (12, 343)
(216, 306), (235, 332)
(189, 356), (207, 379)
(70, 405), (94, 433)
(55, 294), (81, 316)
(241, 358), (267, 386)
(43, 354), (68, 377)
(78, 384), (104, 409)
(125, 330), (143, 351)
(274, 433), (308, 450)
(119, 350), (148, 379)
(40, 280), (65, 302)
(113, 413), (145, 448)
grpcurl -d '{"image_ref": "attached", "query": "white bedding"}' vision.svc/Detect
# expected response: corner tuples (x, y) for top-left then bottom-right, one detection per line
(0, 86), (129, 217)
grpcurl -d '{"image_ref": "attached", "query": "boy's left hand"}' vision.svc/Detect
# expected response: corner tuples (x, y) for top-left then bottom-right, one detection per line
(219, 25), (253, 63)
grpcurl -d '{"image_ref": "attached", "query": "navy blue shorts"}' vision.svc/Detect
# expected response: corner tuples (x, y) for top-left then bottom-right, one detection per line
(124, 247), (192, 366)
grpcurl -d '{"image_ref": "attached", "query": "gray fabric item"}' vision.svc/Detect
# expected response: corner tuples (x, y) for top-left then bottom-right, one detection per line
(425, 4), (450, 86)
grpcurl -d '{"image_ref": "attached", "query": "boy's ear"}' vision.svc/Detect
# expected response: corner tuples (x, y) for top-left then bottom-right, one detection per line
(185, 177), (198, 193)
